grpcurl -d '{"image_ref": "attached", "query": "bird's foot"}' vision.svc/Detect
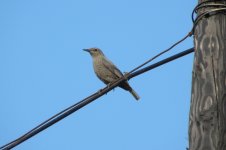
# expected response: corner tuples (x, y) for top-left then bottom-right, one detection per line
(107, 83), (112, 88)
(97, 88), (108, 95)
(123, 72), (130, 80)
(108, 82), (117, 91)
(123, 71), (129, 75)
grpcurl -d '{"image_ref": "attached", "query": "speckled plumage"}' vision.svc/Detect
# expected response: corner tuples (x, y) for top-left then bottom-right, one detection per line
(83, 47), (140, 100)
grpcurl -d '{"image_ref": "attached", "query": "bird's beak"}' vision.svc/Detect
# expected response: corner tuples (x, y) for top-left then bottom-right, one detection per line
(83, 49), (90, 53)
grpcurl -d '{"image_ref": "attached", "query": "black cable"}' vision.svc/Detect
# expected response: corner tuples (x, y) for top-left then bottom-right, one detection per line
(0, 94), (95, 150)
(0, 47), (194, 150)
(128, 32), (192, 75)
(1, 10), (197, 150)
(128, 48), (194, 80)
(191, 0), (226, 33)
(192, 3), (226, 22)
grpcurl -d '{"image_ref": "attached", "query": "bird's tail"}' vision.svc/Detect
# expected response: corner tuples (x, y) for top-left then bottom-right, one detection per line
(129, 89), (140, 100)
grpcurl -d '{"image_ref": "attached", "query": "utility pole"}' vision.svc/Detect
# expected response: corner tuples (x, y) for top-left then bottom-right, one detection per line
(189, 0), (226, 150)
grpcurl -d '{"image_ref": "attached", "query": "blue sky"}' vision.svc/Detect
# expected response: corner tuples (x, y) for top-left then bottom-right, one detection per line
(0, 0), (196, 150)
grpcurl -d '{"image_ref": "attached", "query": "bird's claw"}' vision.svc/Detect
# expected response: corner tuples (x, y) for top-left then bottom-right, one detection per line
(105, 83), (116, 92)
(107, 83), (112, 88)
(123, 72), (130, 80)
(98, 88), (108, 95)
(123, 71), (129, 75)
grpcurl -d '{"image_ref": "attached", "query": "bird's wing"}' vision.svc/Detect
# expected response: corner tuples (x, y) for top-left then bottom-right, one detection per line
(102, 57), (123, 78)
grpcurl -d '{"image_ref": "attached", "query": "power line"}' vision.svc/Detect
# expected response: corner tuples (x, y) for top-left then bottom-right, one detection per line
(128, 48), (194, 80)
(0, 47), (194, 150)
(191, 0), (226, 33)
(128, 32), (192, 75)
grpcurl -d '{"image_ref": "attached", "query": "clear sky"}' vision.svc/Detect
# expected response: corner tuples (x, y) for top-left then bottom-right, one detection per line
(0, 0), (196, 150)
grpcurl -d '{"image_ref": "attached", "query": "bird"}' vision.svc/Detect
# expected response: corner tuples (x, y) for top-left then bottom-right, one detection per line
(83, 47), (140, 100)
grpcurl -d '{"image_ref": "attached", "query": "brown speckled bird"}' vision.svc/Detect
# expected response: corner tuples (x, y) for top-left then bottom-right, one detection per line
(83, 47), (140, 100)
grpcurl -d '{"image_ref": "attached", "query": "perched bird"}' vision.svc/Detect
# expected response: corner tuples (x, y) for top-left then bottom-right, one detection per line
(83, 47), (140, 100)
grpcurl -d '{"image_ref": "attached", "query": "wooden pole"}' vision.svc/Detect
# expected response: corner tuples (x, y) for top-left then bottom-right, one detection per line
(189, 0), (226, 150)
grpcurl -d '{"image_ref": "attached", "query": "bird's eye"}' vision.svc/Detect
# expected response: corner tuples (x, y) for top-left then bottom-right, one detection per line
(94, 49), (97, 51)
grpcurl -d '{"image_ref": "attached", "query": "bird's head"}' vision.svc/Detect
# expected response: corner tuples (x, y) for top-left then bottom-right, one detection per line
(83, 47), (104, 57)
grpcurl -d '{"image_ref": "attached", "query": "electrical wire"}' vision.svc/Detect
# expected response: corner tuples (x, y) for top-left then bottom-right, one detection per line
(128, 32), (192, 75)
(128, 48), (194, 80)
(0, 4), (196, 150)
(191, 0), (226, 33)
(0, 94), (95, 150)
(0, 48), (194, 150)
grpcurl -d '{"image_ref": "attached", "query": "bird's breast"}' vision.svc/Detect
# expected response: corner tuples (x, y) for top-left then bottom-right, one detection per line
(92, 57), (118, 84)
(92, 58), (105, 78)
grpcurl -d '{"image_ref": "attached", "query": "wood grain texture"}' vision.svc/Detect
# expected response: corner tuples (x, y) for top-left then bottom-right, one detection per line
(189, 0), (226, 150)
